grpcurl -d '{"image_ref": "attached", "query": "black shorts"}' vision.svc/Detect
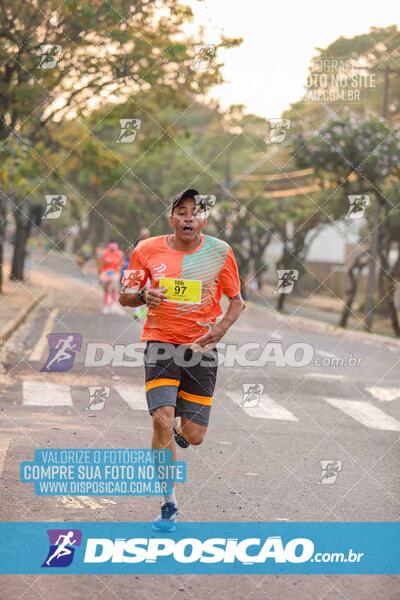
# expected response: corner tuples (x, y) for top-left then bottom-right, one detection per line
(144, 341), (218, 427)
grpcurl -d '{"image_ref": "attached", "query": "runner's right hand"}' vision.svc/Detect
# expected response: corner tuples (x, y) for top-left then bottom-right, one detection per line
(143, 287), (168, 308)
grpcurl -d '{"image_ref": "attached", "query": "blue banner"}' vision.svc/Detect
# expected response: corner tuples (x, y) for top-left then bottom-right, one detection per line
(0, 522), (399, 574)
(20, 448), (186, 496)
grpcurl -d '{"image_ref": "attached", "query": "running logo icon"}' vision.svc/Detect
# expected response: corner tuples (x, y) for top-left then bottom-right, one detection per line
(241, 383), (264, 408)
(43, 195), (67, 219)
(39, 45), (62, 69)
(346, 195), (369, 219)
(265, 119), (291, 144)
(194, 194), (216, 219)
(191, 44), (216, 71)
(86, 386), (110, 411)
(274, 270), (299, 294)
(117, 119), (141, 143)
(318, 460), (342, 485)
(42, 529), (82, 567)
(121, 269), (146, 293)
(41, 333), (82, 372)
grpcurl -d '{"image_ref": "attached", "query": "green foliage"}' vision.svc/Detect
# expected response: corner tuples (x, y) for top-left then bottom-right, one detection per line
(293, 113), (400, 188)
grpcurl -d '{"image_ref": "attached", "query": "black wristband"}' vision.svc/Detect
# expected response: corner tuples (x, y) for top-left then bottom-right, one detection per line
(137, 289), (146, 305)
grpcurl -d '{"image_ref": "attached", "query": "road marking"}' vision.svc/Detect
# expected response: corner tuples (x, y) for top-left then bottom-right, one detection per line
(366, 387), (400, 402)
(226, 391), (298, 421)
(60, 496), (107, 510)
(305, 373), (344, 380)
(0, 439), (10, 478)
(325, 397), (400, 431)
(268, 331), (283, 340)
(115, 384), (148, 410)
(23, 380), (72, 406)
(316, 350), (339, 359)
(79, 496), (104, 510)
(58, 496), (82, 509)
(29, 308), (59, 362)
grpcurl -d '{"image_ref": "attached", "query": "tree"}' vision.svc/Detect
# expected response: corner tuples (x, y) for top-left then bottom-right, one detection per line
(293, 113), (400, 332)
(0, 0), (239, 283)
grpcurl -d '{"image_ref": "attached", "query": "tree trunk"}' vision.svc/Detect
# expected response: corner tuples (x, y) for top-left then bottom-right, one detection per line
(382, 249), (400, 337)
(387, 293), (400, 337)
(339, 253), (368, 328)
(277, 291), (285, 312)
(0, 193), (7, 293)
(10, 203), (31, 281)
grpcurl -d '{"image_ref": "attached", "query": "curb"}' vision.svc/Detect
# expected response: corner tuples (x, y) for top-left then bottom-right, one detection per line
(247, 300), (400, 351)
(0, 292), (45, 346)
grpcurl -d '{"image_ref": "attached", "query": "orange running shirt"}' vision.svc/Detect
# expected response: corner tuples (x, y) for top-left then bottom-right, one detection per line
(100, 249), (123, 273)
(127, 234), (241, 344)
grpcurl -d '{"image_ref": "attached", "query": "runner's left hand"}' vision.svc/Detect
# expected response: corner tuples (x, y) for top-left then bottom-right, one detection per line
(191, 321), (227, 352)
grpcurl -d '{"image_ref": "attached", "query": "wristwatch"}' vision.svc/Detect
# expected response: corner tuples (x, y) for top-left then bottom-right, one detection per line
(137, 289), (147, 305)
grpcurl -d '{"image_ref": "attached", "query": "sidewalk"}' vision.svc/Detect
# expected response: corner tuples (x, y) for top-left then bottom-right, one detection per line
(249, 283), (400, 342)
(0, 266), (46, 345)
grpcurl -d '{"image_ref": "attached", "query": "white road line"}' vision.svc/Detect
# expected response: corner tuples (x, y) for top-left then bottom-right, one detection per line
(79, 496), (104, 510)
(29, 308), (59, 362)
(325, 397), (400, 431)
(267, 331), (283, 340)
(315, 350), (339, 359)
(23, 380), (72, 406)
(0, 439), (10, 478)
(58, 496), (105, 510)
(305, 373), (345, 380)
(366, 387), (400, 402)
(115, 384), (148, 410)
(226, 391), (298, 422)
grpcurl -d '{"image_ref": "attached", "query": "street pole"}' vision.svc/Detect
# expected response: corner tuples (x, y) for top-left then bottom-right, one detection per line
(364, 65), (390, 331)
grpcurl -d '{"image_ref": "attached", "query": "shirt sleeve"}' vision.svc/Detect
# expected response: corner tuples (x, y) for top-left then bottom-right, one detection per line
(123, 243), (150, 291)
(217, 246), (241, 298)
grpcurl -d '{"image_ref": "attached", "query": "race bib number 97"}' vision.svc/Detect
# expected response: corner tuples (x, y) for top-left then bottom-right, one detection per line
(160, 277), (202, 304)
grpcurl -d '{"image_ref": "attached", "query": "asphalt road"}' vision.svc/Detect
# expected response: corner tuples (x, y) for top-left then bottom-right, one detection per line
(1, 250), (399, 598)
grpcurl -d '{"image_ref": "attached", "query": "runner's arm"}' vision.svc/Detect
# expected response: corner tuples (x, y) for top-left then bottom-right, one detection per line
(218, 293), (245, 334)
(119, 243), (150, 307)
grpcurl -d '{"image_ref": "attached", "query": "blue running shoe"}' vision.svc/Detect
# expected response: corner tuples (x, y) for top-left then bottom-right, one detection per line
(152, 501), (178, 531)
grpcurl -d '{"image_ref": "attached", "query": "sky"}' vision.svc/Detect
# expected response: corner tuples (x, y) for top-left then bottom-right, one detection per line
(184, 0), (400, 118)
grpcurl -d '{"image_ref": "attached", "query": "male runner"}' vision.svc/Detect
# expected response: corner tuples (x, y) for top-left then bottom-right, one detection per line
(119, 189), (244, 530)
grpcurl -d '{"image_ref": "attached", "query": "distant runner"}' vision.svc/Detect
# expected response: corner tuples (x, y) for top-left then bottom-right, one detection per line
(100, 241), (123, 314)
(120, 189), (244, 531)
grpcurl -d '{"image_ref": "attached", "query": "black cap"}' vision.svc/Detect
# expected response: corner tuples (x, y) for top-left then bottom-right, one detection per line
(171, 188), (201, 213)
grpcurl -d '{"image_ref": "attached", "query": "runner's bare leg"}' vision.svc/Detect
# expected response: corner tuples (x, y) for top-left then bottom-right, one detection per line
(151, 406), (177, 504)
